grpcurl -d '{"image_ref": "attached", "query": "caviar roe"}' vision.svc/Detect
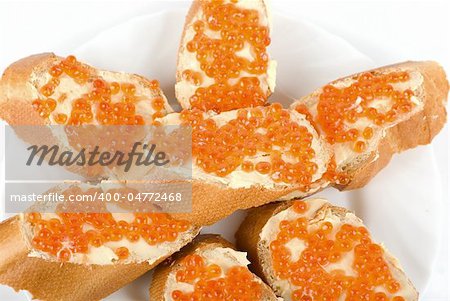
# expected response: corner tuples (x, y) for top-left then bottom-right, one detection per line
(270, 201), (406, 300)
(312, 71), (415, 153)
(171, 254), (262, 301)
(26, 192), (190, 262)
(183, 0), (272, 112)
(32, 55), (165, 125)
(180, 103), (319, 188)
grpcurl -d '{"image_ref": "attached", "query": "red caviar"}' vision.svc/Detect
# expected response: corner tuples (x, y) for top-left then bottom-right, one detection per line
(32, 55), (165, 125)
(180, 104), (319, 187)
(316, 71), (415, 152)
(183, 0), (271, 112)
(270, 201), (406, 300)
(26, 195), (191, 261)
(172, 254), (262, 301)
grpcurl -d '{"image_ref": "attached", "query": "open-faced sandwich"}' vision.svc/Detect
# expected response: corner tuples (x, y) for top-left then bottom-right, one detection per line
(176, 0), (276, 113)
(236, 198), (418, 300)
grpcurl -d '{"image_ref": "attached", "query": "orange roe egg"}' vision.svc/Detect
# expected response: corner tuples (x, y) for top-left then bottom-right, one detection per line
(149, 80), (160, 90)
(354, 141), (367, 153)
(242, 161), (254, 172)
(363, 127), (374, 140)
(255, 162), (271, 174)
(40, 84), (55, 97)
(53, 113), (68, 124)
(115, 247), (130, 260)
(110, 82), (120, 94)
(292, 201), (308, 214)
(49, 65), (63, 77)
(182, 70), (203, 86)
(152, 97), (166, 111)
(58, 249), (71, 262)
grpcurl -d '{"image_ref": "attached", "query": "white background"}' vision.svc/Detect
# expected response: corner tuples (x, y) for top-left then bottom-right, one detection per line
(0, 0), (448, 300)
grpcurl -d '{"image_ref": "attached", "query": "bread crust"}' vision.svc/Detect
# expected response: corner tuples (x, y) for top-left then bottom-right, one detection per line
(175, 0), (273, 110)
(236, 199), (419, 300)
(169, 180), (325, 226)
(293, 61), (448, 190)
(236, 201), (292, 283)
(150, 234), (278, 301)
(0, 53), (56, 126)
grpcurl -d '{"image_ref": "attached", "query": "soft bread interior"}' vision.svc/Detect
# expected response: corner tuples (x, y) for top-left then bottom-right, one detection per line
(176, 0), (276, 109)
(257, 199), (418, 300)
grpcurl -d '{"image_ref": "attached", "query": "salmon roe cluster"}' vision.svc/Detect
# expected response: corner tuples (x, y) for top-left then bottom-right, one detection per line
(269, 201), (405, 301)
(26, 196), (190, 262)
(322, 156), (351, 186)
(171, 254), (262, 301)
(313, 71), (415, 153)
(184, 0), (271, 112)
(32, 55), (164, 125)
(180, 104), (318, 188)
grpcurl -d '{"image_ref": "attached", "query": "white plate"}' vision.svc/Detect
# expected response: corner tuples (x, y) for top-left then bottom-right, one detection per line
(0, 9), (442, 301)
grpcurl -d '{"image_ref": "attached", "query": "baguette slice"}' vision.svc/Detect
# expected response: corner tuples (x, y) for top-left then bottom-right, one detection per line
(0, 53), (171, 126)
(150, 235), (278, 301)
(0, 53), (172, 179)
(291, 61), (448, 190)
(176, 0), (276, 112)
(0, 183), (201, 301)
(236, 199), (418, 301)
